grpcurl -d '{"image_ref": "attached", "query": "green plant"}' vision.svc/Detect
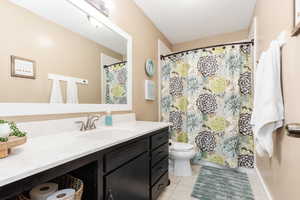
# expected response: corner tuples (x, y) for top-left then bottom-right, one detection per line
(0, 137), (8, 142)
(0, 120), (26, 137)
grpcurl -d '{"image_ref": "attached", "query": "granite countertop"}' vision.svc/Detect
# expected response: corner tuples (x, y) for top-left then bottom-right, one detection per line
(0, 121), (169, 187)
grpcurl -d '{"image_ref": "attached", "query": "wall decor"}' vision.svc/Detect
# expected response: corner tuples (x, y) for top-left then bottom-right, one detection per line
(293, 0), (300, 36)
(145, 80), (155, 100)
(11, 56), (36, 79)
(145, 58), (155, 77)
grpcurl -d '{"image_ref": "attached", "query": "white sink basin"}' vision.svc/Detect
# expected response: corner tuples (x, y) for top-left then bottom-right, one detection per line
(76, 127), (135, 140)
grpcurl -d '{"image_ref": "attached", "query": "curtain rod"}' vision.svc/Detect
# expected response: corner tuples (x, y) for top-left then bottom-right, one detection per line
(104, 61), (127, 68)
(161, 40), (254, 60)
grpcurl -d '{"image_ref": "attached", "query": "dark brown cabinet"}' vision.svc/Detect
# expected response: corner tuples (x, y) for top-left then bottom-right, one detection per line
(104, 153), (149, 200)
(1, 127), (169, 200)
(150, 131), (169, 200)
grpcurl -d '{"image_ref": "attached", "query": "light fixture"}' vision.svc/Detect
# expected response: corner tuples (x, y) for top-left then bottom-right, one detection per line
(85, 0), (110, 17)
(88, 15), (103, 28)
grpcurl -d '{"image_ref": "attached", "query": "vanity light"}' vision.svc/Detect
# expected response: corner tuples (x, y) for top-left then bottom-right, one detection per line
(88, 15), (103, 28)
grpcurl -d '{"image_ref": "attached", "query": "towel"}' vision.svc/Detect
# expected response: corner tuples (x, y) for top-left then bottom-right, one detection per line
(66, 80), (79, 104)
(50, 79), (63, 104)
(251, 40), (284, 157)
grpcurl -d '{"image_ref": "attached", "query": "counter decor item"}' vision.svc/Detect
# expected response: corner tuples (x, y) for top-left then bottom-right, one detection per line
(145, 58), (155, 77)
(0, 120), (27, 159)
(17, 175), (83, 200)
(105, 109), (113, 126)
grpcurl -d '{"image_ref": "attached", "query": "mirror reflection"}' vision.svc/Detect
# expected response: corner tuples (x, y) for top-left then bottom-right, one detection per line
(0, 0), (128, 104)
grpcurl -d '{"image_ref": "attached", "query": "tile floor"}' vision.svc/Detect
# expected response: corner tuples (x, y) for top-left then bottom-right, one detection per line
(158, 165), (269, 200)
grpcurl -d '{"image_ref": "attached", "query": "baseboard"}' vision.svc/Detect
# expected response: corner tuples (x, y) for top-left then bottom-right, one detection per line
(255, 166), (273, 200)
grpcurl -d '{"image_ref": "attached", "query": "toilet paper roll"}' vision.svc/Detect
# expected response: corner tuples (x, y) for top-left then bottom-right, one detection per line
(46, 189), (75, 200)
(29, 183), (58, 200)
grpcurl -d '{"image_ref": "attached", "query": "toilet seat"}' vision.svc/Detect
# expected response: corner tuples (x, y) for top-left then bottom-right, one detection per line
(171, 142), (193, 152)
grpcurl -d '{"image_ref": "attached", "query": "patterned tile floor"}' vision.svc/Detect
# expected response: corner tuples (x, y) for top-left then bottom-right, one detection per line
(158, 165), (269, 200)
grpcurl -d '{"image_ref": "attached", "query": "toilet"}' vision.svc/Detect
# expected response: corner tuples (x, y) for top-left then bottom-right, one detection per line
(169, 142), (196, 177)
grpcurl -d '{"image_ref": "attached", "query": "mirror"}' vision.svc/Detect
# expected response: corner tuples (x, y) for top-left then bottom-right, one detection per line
(0, 0), (130, 106)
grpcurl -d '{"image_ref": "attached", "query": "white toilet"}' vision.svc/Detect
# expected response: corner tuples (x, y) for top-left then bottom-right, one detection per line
(169, 142), (196, 177)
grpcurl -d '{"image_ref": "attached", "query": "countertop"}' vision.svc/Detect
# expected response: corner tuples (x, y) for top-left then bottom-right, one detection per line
(0, 121), (169, 187)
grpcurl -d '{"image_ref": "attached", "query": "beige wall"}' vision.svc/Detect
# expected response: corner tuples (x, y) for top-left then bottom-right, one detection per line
(0, 0), (123, 104)
(1, 0), (172, 122)
(173, 29), (249, 52)
(108, 0), (172, 121)
(254, 1), (300, 200)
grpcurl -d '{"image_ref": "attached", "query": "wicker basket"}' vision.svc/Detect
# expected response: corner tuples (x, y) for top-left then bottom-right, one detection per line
(16, 175), (83, 200)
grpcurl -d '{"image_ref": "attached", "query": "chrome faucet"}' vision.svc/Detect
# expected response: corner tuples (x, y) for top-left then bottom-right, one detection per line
(76, 115), (100, 131)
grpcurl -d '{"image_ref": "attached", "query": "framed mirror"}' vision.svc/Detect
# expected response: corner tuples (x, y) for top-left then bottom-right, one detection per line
(0, 0), (132, 116)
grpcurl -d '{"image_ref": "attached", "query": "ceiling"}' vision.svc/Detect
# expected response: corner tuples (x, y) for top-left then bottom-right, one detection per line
(133, 0), (256, 44)
(9, 0), (127, 55)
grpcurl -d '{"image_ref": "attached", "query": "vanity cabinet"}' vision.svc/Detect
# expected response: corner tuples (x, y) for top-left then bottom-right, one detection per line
(0, 127), (169, 200)
(104, 153), (149, 199)
(150, 130), (170, 200)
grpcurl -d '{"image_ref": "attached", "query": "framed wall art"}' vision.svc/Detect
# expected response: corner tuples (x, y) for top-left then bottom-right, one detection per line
(11, 56), (36, 79)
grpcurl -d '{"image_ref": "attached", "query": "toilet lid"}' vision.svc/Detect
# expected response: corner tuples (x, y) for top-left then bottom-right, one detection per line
(171, 142), (193, 152)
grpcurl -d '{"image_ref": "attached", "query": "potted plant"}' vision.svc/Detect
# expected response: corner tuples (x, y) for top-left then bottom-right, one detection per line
(0, 120), (10, 143)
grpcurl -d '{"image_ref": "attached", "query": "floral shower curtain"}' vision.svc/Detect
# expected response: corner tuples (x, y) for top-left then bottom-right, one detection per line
(104, 61), (127, 104)
(161, 43), (254, 168)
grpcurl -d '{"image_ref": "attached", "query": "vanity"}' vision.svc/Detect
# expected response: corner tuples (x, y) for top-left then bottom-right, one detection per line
(0, 120), (170, 200)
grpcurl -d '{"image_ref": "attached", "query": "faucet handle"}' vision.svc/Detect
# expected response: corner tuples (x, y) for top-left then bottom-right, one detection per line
(90, 117), (100, 130)
(75, 121), (86, 131)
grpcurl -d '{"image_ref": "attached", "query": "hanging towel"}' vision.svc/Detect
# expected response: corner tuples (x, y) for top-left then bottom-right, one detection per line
(251, 39), (285, 157)
(66, 80), (79, 104)
(50, 79), (63, 104)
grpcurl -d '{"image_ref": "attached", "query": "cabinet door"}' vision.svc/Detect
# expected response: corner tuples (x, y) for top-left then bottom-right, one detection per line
(105, 153), (149, 200)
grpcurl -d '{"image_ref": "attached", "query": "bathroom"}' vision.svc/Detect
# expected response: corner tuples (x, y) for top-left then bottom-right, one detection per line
(0, 0), (299, 199)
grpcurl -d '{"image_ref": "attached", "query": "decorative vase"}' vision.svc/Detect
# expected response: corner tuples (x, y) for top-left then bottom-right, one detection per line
(0, 123), (11, 139)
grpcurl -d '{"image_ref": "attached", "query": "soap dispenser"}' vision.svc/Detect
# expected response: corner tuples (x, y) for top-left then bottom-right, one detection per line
(105, 109), (113, 126)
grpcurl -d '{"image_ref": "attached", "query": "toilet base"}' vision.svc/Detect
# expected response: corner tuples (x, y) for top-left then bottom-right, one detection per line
(173, 159), (192, 177)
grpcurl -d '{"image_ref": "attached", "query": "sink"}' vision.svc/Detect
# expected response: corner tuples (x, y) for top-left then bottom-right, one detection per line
(96, 126), (135, 132)
(76, 128), (135, 141)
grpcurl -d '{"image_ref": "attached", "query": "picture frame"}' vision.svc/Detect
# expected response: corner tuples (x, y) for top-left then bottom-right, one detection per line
(11, 56), (36, 79)
(292, 0), (300, 36)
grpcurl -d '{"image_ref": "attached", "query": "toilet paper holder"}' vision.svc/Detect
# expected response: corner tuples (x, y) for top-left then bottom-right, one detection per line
(286, 123), (300, 138)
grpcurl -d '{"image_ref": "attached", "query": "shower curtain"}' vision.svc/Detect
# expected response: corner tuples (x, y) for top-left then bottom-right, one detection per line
(161, 43), (254, 168)
(104, 61), (128, 104)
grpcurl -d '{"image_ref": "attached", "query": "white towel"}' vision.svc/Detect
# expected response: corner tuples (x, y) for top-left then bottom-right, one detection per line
(66, 80), (79, 104)
(251, 40), (284, 157)
(50, 79), (63, 104)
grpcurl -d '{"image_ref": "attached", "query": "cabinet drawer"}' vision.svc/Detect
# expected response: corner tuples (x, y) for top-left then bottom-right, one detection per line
(104, 139), (148, 173)
(151, 143), (168, 166)
(151, 157), (168, 185)
(151, 130), (169, 150)
(151, 172), (169, 200)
